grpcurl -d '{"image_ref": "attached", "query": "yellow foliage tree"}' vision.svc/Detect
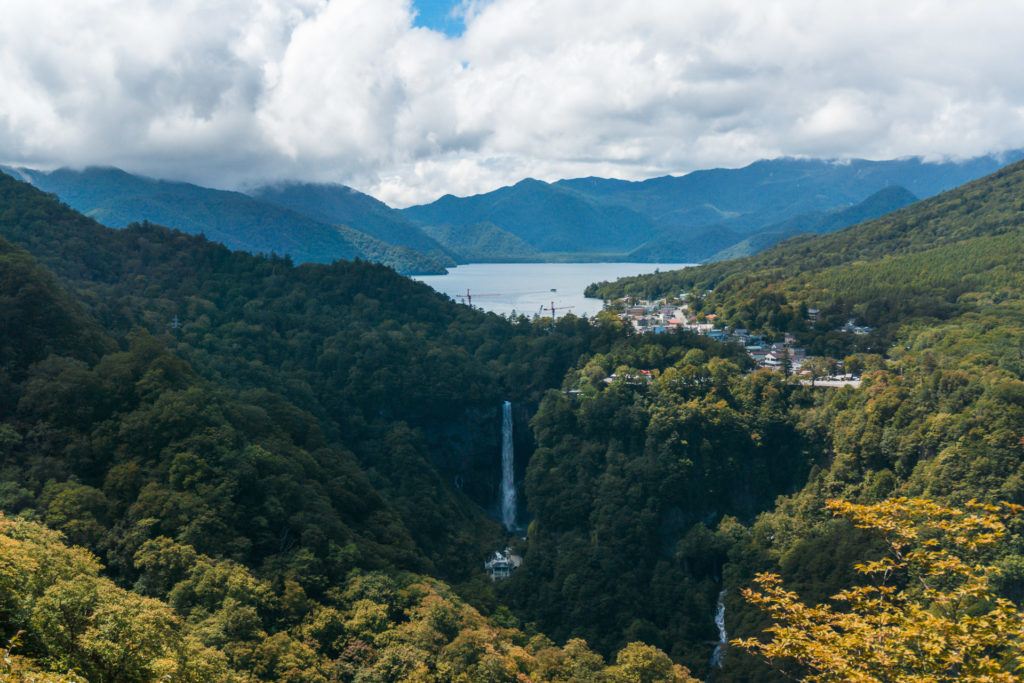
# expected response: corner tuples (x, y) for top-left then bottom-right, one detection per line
(735, 497), (1024, 682)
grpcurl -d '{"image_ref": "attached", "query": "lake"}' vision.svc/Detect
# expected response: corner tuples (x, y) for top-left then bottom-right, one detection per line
(414, 262), (693, 318)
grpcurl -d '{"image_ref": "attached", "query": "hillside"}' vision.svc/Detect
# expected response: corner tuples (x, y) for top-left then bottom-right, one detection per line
(0, 167), (447, 274)
(570, 157), (1024, 679)
(420, 221), (541, 261)
(627, 223), (745, 262)
(404, 178), (658, 254)
(249, 181), (456, 267)
(588, 158), (1024, 309)
(0, 169), (781, 678)
(707, 185), (918, 261)
(0, 169), (653, 586)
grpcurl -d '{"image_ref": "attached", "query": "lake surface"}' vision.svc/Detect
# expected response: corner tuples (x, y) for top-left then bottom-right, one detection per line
(414, 262), (693, 317)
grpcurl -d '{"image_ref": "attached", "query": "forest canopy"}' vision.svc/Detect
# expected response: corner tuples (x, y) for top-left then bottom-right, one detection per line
(2, 156), (1024, 681)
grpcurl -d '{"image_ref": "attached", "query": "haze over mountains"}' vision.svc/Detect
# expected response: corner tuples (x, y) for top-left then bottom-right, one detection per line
(4, 151), (1021, 274)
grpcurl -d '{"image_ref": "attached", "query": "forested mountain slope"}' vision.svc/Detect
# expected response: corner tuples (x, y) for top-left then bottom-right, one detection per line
(589, 158), (1024, 308)
(249, 181), (457, 267)
(420, 221), (541, 262)
(0, 171), (707, 680)
(0, 166), (448, 274)
(0, 513), (699, 682)
(706, 185), (918, 261)
(577, 157), (1024, 679)
(405, 178), (658, 255)
(0, 170), (630, 578)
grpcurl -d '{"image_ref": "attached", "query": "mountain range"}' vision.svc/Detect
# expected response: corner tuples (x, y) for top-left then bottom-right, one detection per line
(4, 151), (1021, 274)
(406, 152), (1024, 261)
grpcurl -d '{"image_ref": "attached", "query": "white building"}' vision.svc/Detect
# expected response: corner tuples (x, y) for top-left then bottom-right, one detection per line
(484, 548), (523, 581)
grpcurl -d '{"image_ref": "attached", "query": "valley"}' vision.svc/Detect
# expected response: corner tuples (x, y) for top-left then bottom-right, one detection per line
(2, 156), (1024, 680)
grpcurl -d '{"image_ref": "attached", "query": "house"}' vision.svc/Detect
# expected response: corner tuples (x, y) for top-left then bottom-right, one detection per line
(484, 548), (523, 581)
(603, 370), (654, 385)
(841, 319), (873, 335)
(747, 348), (769, 364)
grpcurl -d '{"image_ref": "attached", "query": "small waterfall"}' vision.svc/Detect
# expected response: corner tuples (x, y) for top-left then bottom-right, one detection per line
(500, 401), (517, 531)
(709, 589), (727, 671)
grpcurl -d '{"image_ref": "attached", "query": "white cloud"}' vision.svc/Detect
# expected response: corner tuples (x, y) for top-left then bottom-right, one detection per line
(2, 0), (1024, 206)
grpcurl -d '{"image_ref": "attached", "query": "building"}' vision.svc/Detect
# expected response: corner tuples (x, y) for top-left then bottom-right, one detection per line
(484, 548), (523, 581)
(841, 319), (873, 335)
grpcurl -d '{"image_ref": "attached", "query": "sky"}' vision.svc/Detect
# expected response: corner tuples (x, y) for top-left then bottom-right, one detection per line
(410, 0), (466, 36)
(2, 0), (1024, 207)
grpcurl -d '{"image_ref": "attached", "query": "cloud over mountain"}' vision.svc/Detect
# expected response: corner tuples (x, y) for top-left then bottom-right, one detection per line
(3, 0), (1024, 206)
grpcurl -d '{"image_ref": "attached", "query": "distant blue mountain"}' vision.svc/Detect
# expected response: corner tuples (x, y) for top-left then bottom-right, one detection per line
(7, 151), (1022, 269)
(406, 152), (1024, 262)
(404, 178), (658, 255)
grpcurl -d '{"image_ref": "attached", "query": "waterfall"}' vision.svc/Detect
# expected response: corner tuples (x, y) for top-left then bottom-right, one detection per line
(709, 589), (727, 671)
(500, 401), (517, 531)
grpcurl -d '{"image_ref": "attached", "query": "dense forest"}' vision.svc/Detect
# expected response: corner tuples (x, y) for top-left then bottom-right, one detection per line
(583, 158), (1024, 678)
(0, 171), (697, 680)
(3, 154), (1024, 681)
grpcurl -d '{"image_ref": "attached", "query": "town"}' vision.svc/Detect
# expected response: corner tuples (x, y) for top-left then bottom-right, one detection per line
(604, 294), (867, 387)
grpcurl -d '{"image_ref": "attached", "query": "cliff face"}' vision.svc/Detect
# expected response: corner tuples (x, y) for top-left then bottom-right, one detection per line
(420, 402), (536, 527)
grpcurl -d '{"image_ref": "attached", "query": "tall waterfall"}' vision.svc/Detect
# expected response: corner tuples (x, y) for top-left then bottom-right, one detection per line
(500, 401), (517, 531)
(709, 589), (727, 671)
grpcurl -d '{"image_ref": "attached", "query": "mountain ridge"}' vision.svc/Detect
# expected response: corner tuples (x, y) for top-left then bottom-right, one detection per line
(248, 180), (456, 268)
(406, 151), (1024, 262)
(6, 151), (1022, 273)
(0, 166), (449, 274)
